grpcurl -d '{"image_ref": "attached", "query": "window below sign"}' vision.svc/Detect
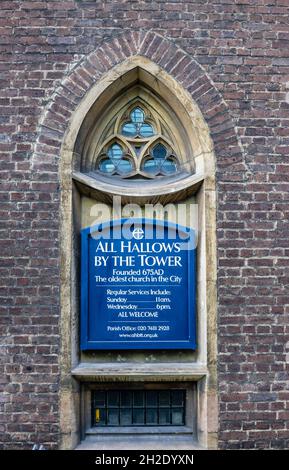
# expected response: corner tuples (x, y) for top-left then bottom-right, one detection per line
(81, 382), (197, 440)
(91, 389), (186, 427)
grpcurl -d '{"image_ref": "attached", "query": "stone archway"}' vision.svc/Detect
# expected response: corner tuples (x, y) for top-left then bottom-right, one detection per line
(32, 30), (244, 449)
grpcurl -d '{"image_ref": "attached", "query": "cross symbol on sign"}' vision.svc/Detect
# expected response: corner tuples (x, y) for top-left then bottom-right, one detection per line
(132, 228), (144, 240)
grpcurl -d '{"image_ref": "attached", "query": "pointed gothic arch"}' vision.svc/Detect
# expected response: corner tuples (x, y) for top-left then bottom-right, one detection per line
(31, 31), (244, 450)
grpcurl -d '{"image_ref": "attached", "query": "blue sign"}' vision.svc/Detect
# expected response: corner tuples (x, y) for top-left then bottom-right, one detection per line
(81, 219), (196, 350)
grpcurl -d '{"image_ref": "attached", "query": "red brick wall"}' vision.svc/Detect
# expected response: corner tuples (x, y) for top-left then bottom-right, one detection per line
(1, 0), (289, 450)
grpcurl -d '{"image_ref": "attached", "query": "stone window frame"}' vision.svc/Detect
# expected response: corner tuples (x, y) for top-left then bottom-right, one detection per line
(72, 65), (207, 202)
(67, 60), (217, 451)
(86, 96), (182, 180)
(32, 29), (245, 450)
(81, 382), (197, 441)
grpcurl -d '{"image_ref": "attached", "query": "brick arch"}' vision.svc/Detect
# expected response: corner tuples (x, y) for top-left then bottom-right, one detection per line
(33, 30), (243, 170)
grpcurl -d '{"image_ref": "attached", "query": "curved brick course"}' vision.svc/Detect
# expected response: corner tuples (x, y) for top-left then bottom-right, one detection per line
(34, 30), (243, 171)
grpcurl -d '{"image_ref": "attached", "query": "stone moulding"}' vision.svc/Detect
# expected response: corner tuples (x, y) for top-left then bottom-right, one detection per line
(31, 29), (243, 450)
(71, 362), (208, 382)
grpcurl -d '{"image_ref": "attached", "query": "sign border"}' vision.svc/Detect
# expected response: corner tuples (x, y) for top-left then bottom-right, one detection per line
(80, 218), (197, 350)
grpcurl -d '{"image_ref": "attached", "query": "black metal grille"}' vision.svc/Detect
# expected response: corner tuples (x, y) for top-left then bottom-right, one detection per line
(91, 389), (186, 426)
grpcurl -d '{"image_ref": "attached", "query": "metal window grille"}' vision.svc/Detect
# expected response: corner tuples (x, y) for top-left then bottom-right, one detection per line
(91, 389), (186, 427)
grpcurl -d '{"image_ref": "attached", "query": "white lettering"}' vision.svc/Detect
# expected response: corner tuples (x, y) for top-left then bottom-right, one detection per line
(94, 256), (109, 266)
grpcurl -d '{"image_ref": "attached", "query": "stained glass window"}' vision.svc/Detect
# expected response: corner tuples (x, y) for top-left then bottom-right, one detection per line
(142, 143), (178, 176)
(96, 104), (180, 179)
(98, 143), (134, 176)
(121, 107), (155, 138)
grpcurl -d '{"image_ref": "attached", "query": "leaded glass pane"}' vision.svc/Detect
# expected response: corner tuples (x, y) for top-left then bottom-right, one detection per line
(171, 408), (184, 425)
(133, 391), (144, 407)
(91, 389), (186, 427)
(120, 408), (132, 425)
(117, 159), (133, 174)
(142, 159), (159, 175)
(108, 143), (123, 159)
(131, 107), (144, 123)
(96, 103), (180, 178)
(99, 159), (115, 173)
(122, 122), (137, 137)
(139, 123), (154, 137)
(107, 408), (119, 425)
(171, 390), (184, 406)
(159, 408), (170, 425)
(134, 145), (142, 156)
(159, 391), (170, 407)
(146, 391), (158, 407)
(107, 391), (119, 407)
(152, 143), (167, 159)
(161, 159), (177, 174)
(133, 408), (145, 424)
(146, 408), (158, 424)
(93, 391), (106, 407)
(120, 391), (132, 407)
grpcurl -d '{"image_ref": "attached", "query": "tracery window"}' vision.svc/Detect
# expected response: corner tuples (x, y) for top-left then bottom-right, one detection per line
(92, 103), (180, 179)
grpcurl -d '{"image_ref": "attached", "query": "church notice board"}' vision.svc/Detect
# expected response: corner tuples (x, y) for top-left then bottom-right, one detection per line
(80, 219), (196, 350)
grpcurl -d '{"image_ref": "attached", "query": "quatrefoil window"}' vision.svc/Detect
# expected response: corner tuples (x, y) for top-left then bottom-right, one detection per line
(94, 103), (180, 179)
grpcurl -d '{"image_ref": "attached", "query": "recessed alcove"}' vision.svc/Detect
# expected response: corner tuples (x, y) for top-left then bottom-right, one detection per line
(72, 66), (211, 203)
(59, 56), (217, 450)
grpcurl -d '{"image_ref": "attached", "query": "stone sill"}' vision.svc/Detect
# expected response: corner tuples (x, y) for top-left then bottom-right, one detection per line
(72, 170), (204, 204)
(75, 434), (205, 451)
(71, 362), (207, 382)
(75, 434), (204, 450)
(86, 425), (194, 435)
